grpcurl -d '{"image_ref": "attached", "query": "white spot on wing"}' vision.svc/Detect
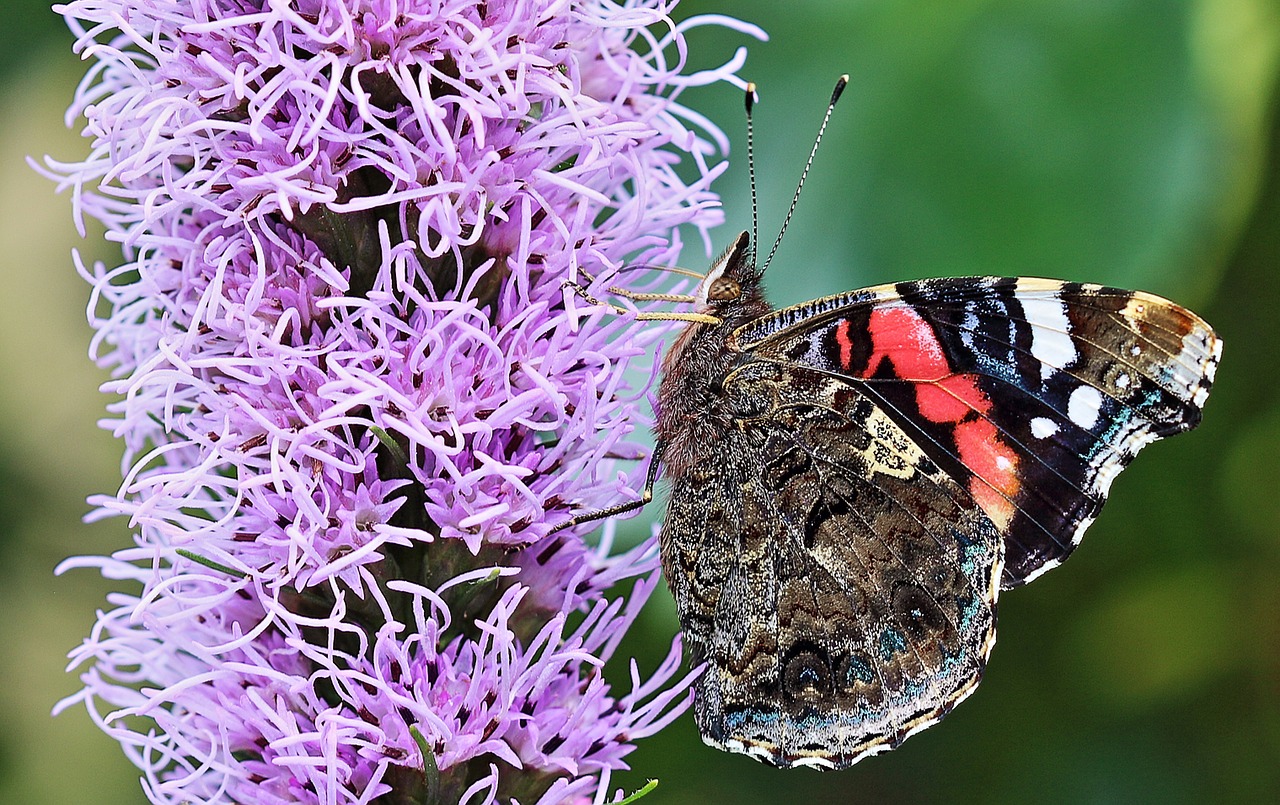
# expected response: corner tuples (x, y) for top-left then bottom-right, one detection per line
(1017, 282), (1077, 381)
(1204, 332), (1222, 382)
(1067, 385), (1103, 430)
(1030, 417), (1059, 439)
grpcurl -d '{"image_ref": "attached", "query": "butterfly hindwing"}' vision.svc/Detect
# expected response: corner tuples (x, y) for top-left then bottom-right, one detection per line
(662, 360), (1001, 768)
(735, 277), (1221, 587)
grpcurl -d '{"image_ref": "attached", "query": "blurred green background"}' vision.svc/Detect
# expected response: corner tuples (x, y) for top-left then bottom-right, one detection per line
(4, 0), (1277, 802)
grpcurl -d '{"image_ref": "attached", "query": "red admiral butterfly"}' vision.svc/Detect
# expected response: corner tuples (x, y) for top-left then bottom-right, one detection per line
(556, 77), (1221, 769)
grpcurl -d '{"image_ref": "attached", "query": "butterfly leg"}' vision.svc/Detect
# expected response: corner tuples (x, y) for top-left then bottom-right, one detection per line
(562, 277), (721, 325)
(571, 268), (703, 304)
(546, 445), (662, 534)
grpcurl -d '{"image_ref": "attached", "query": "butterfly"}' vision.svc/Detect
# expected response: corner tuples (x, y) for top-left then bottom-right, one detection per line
(555, 77), (1221, 769)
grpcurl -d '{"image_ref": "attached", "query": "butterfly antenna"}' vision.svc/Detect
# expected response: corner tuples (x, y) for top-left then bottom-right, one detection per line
(745, 82), (760, 262)
(761, 74), (849, 273)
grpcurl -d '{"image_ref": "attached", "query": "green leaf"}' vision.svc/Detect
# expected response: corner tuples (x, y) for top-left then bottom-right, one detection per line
(371, 425), (409, 466)
(614, 779), (658, 805)
(174, 548), (247, 579)
(409, 725), (440, 804)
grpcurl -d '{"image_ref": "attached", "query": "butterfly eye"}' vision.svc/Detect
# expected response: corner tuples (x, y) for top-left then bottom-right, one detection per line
(707, 276), (741, 302)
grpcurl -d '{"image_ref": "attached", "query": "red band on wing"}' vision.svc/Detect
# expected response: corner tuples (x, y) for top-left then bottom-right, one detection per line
(863, 307), (949, 379)
(956, 418), (1020, 530)
(859, 306), (1019, 528)
(916, 375), (988, 423)
(835, 318), (854, 370)
(862, 307), (990, 421)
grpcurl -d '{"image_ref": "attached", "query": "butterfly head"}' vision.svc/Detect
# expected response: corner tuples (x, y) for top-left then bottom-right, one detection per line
(696, 230), (765, 316)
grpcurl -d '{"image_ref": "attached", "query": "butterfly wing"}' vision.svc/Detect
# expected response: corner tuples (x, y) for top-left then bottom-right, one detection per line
(735, 276), (1221, 587)
(660, 275), (1218, 767)
(662, 361), (1001, 768)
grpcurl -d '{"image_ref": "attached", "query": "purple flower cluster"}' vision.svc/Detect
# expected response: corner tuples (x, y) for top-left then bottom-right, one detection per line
(44, 1), (762, 802)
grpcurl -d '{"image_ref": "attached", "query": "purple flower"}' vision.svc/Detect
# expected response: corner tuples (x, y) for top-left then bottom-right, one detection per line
(43, 1), (763, 802)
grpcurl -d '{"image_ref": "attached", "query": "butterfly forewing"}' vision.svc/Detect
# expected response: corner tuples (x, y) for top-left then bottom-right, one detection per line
(734, 277), (1221, 587)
